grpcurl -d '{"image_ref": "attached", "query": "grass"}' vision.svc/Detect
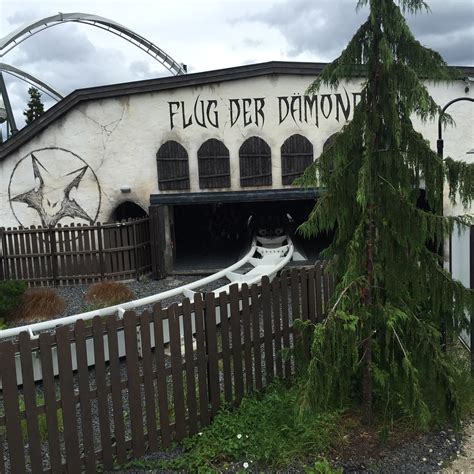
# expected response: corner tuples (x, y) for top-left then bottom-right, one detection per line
(85, 281), (134, 309)
(9, 287), (66, 323)
(123, 380), (344, 472)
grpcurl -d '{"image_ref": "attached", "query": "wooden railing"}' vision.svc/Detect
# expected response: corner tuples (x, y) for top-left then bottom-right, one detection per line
(0, 265), (334, 473)
(0, 217), (152, 286)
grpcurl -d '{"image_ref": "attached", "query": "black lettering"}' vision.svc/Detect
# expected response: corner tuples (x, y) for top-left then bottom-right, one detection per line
(290, 95), (302, 124)
(321, 94), (333, 119)
(181, 101), (193, 128)
(278, 96), (290, 124)
(304, 95), (318, 126)
(193, 95), (206, 128)
(335, 89), (351, 122)
(254, 98), (265, 127)
(243, 98), (252, 126)
(168, 101), (180, 130)
(230, 99), (240, 127)
(207, 100), (219, 128)
(353, 92), (362, 109)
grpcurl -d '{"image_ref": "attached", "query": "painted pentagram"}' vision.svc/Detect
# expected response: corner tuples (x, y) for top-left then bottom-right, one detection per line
(8, 147), (101, 227)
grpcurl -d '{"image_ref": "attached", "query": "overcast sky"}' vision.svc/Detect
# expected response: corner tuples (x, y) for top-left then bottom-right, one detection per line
(1, 0), (473, 132)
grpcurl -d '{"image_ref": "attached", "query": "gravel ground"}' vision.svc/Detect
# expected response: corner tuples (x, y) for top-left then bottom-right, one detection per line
(5, 277), (473, 473)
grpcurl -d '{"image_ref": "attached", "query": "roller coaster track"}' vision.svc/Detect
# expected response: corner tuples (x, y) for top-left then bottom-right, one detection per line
(0, 13), (186, 76)
(0, 63), (64, 101)
(0, 234), (296, 383)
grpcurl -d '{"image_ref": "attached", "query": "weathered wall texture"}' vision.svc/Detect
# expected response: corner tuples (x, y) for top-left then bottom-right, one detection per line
(0, 73), (472, 229)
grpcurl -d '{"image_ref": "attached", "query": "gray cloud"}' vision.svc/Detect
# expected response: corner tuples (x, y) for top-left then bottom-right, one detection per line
(242, 0), (474, 64)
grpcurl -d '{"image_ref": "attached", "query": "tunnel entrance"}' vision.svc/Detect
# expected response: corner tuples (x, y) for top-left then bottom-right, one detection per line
(112, 201), (148, 221)
(150, 189), (331, 272)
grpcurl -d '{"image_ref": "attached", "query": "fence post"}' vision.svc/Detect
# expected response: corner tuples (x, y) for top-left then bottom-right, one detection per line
(149, 205), (166, 279)
(97, 222), (106, 279)
(132, 220), (140, 280)
(49, 226), (58, 285)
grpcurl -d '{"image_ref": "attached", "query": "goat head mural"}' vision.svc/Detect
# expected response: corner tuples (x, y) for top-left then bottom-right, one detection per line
(8, 148), (101, 227)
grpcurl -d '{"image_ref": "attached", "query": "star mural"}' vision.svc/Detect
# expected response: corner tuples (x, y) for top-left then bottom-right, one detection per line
(10, 153), (94, 227)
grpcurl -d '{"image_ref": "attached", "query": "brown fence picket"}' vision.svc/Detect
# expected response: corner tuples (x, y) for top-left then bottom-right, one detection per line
(218, 291), (233, 404)
(272, 278), (283, 379)
(261, 276), (274, 384)
(105, 315), (127, 464)
(250, 284), (263, 391)
(168, 305), (186, 440)
(280, 269), (291, 377)
(229, 284), (244, 403)
(92, 316), (114, 469)
(56, 325), (81, 473)
(182, 298), (198, 435)
(314, 263), (324, 322)
(0, 341), (26, 474)
(194, 293), (210, 427)
(18, 332), (42, 473)
(74, 319), (97, 472)
(123, 311), (145, 457)
(38, 332), (62, 472)
(140, 310), (159, 451)
(204, 293), (220, 417)
(152, 303), (171, 447)
(241, 284), (253, 392)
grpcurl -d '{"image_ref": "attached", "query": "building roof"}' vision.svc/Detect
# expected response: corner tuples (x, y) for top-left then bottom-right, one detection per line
(1, 61), (473, 160)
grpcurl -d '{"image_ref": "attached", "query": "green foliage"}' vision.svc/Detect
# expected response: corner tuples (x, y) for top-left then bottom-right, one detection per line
(308, 458), (343, 474)
(23, 87), (45, 125)
(0, 280), (27, 320)
(296, 0), (474, 427)
(124, 381), (342, 471)
(0, 393), (64, 441)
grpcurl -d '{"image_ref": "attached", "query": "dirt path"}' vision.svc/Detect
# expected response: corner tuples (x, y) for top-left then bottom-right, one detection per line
(444, 417), (474, 473)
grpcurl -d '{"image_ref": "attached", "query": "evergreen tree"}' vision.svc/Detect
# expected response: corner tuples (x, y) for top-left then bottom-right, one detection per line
(23, 86), (45, 125)
(297, 0), (474, 426)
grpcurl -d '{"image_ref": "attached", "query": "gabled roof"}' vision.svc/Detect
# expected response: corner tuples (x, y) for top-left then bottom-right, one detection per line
(1, 61), (473, 160)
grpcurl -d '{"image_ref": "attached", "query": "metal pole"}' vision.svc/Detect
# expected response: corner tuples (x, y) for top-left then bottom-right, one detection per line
(0, 72), (18, 134)
(438, 97), (474, 362)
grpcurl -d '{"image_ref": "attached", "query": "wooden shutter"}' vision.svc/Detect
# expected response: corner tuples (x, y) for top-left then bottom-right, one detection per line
(281, 134), (313, 185)
(156, 141), (190, 190)
(198, 139), (231, 189)
(239, 136), (272, 187)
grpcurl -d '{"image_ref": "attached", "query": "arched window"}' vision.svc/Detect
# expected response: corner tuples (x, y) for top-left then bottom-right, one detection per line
(198, 139), (231, 189)
(239, 136), (272, 187)
(156, 140), (190, 190)
(281, 134), (313, 185)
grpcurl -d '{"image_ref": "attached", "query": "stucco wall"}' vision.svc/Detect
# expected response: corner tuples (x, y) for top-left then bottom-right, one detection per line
(0, 73), (472, 229)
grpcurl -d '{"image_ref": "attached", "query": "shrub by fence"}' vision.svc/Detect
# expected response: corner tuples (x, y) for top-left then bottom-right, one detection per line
(0, 265), (334, 473)
(0, 217), (151, 286)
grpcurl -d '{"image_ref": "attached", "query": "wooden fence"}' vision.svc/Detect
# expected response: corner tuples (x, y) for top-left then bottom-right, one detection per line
(0, 217), (152, 286)
(0, 265), (334, 473)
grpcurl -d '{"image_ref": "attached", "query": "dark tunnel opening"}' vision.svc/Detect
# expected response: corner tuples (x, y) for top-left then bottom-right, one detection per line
(173, 199), (332, 271)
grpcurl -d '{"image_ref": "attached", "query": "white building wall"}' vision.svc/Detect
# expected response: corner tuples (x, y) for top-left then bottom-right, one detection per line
(0, 74), (472, 230)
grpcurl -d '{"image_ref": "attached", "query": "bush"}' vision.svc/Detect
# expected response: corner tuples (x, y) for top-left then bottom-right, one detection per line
(12, 288), (66, 322)
(85, 281), (134, 309)
(0, 280), (27, 320)
(125, 381), (343, 471)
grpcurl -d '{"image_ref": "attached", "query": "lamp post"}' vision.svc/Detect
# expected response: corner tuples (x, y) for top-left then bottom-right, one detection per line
(437, 97), (474, 372)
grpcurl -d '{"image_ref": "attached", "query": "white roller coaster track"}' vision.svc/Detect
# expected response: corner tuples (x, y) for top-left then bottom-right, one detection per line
(0, 13), (186, 76)
(0, 234), (297, 385)
(0, 63), (64, 101)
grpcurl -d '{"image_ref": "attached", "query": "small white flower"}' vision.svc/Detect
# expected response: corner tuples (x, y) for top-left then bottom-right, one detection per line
(438, 462), (442, 466)
(246, 435), (249, 438)
(422, 458), (427, 462)
(198, 432), (203, 436)
(243, 462), (249, 469)
(429, 448), (433, 453)
(237, 433), (242, 439)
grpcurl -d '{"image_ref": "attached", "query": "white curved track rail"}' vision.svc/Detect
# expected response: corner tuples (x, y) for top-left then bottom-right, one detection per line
(0, 235), (296, 385)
